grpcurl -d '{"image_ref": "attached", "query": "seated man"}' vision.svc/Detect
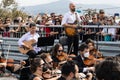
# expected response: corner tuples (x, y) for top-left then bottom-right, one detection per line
(73, 43), (95, 72)
(18, 22), (43, 58)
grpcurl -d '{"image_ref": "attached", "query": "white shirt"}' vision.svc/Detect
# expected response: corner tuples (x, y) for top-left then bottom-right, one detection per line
(61, 11), (81, 25)
(18, 32), (41, 53)
(102, 27), (116, 35)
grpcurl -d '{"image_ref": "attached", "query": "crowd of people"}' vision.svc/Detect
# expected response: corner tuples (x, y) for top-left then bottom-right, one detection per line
(0, 2), (120, 80)
(0, 2), (120, 41)
(1, 41), (120, 80)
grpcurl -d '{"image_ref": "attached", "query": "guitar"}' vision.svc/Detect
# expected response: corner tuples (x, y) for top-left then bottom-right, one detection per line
(19, 39), (36, 54)
(65, 23), (82, 36)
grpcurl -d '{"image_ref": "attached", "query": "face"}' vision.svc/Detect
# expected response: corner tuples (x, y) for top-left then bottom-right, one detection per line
(88, 43), (94, 50)
(36, 59), (45, 75)
(80, 48), (90, 58)
(45, 56), (53, 67)
(92, 17), (97, 22)
(30, 26), (36, 33)
(99, 12), (105, 17)
(69, 3), (76, 12)
(42, 69), (52, 79)
(57, 46), (63, 55)
(107, 20), (112, 25)
(6, 18), (11, 23)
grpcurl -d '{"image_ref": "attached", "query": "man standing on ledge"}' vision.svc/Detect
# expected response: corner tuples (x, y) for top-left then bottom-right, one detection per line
(61, 2), (81, 56)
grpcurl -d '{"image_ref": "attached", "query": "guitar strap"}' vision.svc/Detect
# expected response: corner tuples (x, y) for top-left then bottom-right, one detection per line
(75, 13), (80, 26)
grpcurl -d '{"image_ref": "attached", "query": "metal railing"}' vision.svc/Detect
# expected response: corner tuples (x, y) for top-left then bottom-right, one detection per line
(0, 25), (120, 60)
(1, 25), (120, 41)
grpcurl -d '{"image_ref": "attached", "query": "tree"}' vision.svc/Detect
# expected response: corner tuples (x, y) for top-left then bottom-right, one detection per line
(1, 0), (17, 9)
(0, 0), (28, 20)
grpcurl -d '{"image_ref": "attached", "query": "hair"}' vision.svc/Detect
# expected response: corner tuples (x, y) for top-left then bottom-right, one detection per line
(40, 53), (50, 63)
(29, 22), (36, 28)
(61, 61), (76, 77)
(52, 43), (62, 57)
(85, 39), (95, 47)
(13, 19), (19, 24)
(42, 65), (51, 74)
(95, 56), (120, 80)
(42, 65), (51, 79)
(50, 13), (55, 17)
(79, 43), (88, 52)
(30, 58), (43, 73)
(28, 16), (32, 19)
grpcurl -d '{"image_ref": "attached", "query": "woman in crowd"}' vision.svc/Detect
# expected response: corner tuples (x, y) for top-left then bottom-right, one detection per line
(40, 53), (53, 70)
(30, 58), (45, 80)
(51, 43), (68, 63)
(85, 38), (103, 58)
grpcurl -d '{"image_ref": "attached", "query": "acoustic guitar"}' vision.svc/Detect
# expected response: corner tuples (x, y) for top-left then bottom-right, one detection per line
(19, 39), (36, 54)
(65, 23), (82, 36)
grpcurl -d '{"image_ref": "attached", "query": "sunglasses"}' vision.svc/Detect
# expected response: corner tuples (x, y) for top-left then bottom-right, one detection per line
(6, 20), (10, 21)
(92, 18), (96, 19)
(43, 71), (51, 74)
(48, 61), (53, 64)
(57, 50), (63, 52)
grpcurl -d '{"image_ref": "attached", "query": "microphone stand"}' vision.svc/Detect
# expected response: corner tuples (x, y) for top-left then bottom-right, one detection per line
(96, 24), (99, 51)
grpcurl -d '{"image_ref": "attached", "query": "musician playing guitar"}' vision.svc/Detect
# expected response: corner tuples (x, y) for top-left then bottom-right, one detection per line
(18, 22), (42, 58)
(61, 2), (81, 56)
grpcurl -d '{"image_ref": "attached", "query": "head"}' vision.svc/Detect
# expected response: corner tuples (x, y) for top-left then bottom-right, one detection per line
(61, 61), (76, 79)
(69, 3), (76, 12)
(40, 53), (53, 69)
(28, 16), (33, 22)
(30, 58), (45, 76)
(85, 39), (95, 50)
(29, 22), (37, 34)
(95, 56), (120, 80)
(55, 17), (61, 25)
(52, 43), (64, 56)
(42, 65), (52, 79)
(50, 12), (55, 20)
(79, 43), (89, 58)
(5, 17), (11, 24)
(99, 9), (105, 18)
(107, 17), (114, 25)
(92, 15), (98, 23)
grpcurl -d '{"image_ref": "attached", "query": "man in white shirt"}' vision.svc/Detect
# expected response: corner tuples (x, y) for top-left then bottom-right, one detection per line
(61, 2), (81, 56)
(18, 22), (42, 58)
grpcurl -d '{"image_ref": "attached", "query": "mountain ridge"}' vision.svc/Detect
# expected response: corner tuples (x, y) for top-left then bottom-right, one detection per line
(20, 0), (120, 16)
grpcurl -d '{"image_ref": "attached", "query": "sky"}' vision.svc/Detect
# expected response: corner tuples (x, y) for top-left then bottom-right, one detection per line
(18, 0), (120, 6)
(0, 0), (120, 6)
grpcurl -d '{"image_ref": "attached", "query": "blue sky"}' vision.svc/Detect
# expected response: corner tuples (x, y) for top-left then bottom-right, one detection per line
(0, 0), (120, 6)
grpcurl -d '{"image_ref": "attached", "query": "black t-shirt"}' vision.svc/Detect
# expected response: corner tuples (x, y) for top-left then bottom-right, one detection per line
(57, 76), (66, 80)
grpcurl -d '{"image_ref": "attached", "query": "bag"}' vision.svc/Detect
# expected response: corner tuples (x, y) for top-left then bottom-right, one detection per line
(104, 35), (111, 41)
(59, 36), (68, 45)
